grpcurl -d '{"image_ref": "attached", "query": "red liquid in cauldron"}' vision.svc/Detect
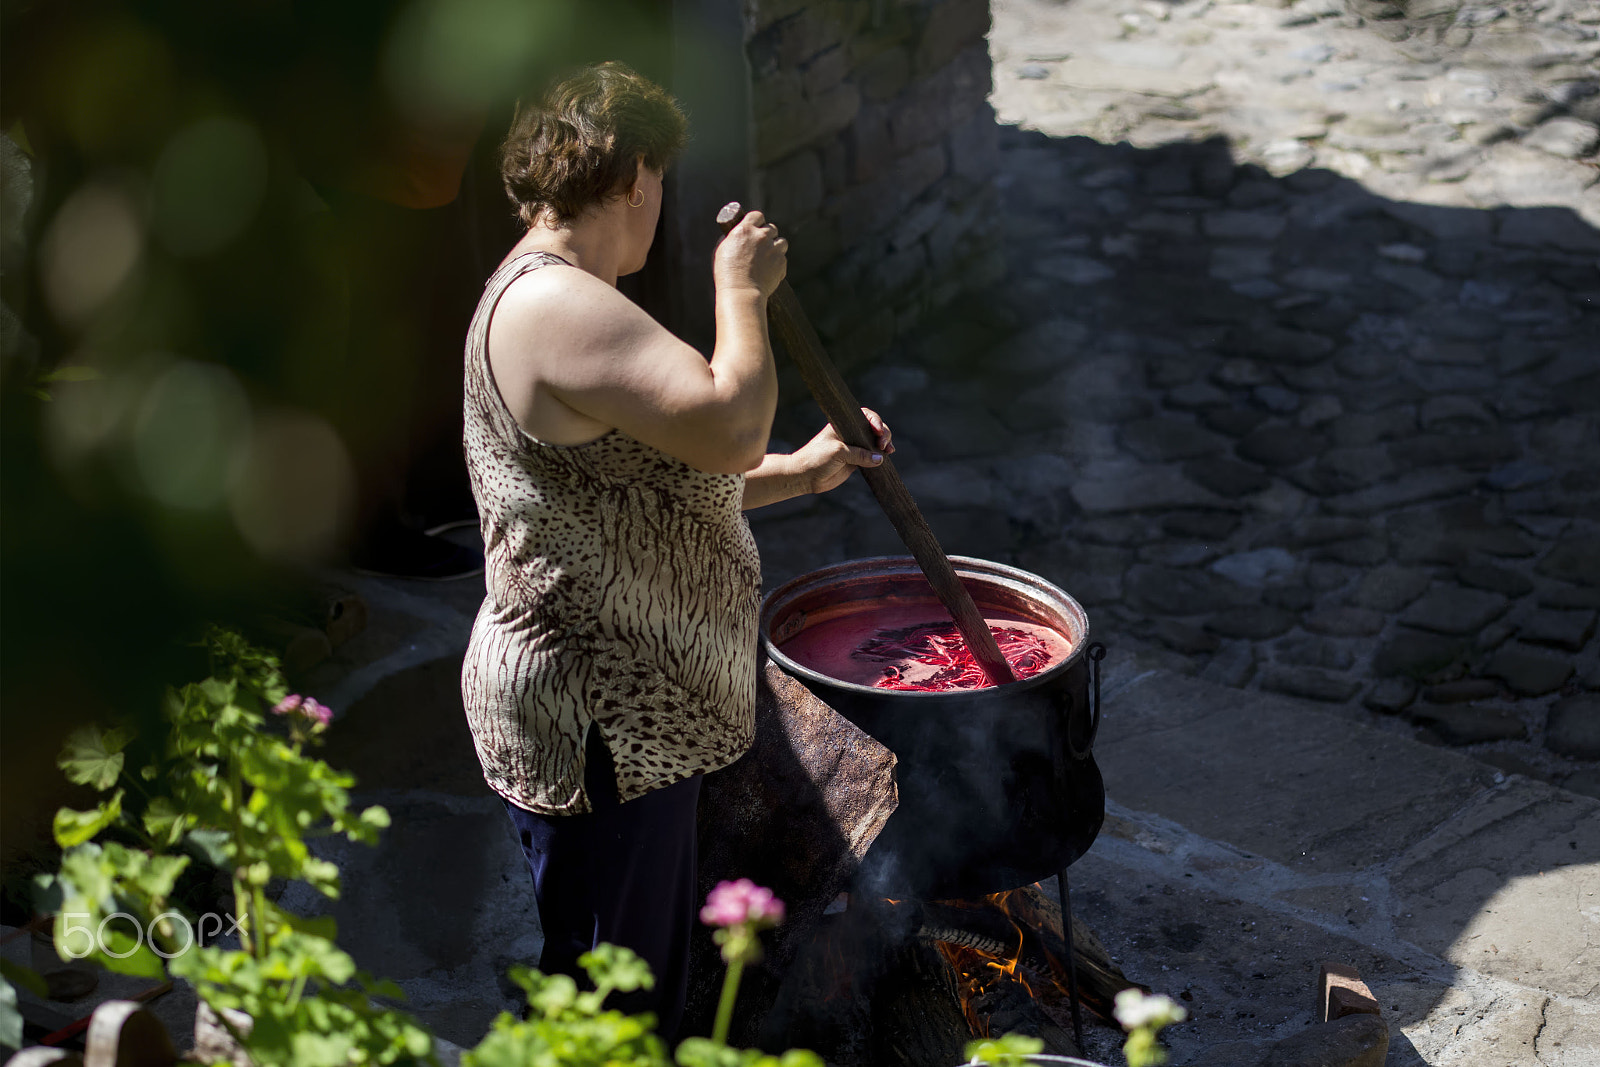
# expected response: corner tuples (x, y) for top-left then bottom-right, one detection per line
(777, 603), (1074, 691)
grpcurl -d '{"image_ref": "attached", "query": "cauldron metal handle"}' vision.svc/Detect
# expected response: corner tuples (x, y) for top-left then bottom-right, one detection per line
(1067, 642), (1107, 760)
(1088, 641), (1106, 750)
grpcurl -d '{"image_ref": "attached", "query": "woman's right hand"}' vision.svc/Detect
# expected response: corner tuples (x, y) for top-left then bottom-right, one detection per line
(714, 210), (788, 299)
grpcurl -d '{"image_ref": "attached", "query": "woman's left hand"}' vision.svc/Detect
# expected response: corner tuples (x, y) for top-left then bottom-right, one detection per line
(792, 408), (895, 495)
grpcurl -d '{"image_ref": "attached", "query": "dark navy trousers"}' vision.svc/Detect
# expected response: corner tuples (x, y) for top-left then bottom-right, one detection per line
(500, 728), (702, 1041)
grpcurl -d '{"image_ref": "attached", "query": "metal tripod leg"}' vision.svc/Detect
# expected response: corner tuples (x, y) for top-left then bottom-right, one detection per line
(1058, 866), (1084, 1053)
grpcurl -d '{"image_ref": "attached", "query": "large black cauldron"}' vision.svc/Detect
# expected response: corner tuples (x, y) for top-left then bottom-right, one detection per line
(760, 556), (1106, 900)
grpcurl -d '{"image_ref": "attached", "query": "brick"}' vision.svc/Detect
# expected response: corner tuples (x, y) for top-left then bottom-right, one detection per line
(819, 138), (847, 194)
(755, 81), (861, 166)
(1319, 962), (1381, 1023)
(801, 46), (850, 97)
(889, 44), (988, 152)
(868, 241), (927, 296)
(890, 197), (945, 251)
(782, 216), (841, 285)
(846, 5), (919, 67)
(846, 103), (895, 184)
(857, 45), (912, 103)
(831, 142), (945, 238)
(746, 0), (810, 35)
(925, 195), (986, 269)
(831, 306), (896, 370)
(768, 7), (847, 69)
(947, 107), (999, 183)
(761, 149), (824, 225)
(752, 70), (804, 121)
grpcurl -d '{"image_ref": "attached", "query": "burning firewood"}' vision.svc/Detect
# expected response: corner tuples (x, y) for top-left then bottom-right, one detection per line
(757, 888), (1136, 1064)
(917, 884), (1140, 1036)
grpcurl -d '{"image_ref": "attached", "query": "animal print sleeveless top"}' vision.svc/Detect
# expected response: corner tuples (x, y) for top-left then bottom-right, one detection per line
(461, 251), (760, 814)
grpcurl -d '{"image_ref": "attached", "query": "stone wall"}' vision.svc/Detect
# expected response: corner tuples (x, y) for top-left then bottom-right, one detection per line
(742, 0), (1006, 370)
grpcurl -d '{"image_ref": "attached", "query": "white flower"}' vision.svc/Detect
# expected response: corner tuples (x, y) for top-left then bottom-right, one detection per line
(1115, 988), (1188, 1031)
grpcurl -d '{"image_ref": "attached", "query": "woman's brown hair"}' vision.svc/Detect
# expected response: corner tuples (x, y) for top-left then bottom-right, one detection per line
(501, 62), (689, 227)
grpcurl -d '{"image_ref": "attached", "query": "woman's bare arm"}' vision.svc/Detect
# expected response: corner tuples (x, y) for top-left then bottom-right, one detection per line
(487, 213), (785, 474)
(742, 410), (894, 510)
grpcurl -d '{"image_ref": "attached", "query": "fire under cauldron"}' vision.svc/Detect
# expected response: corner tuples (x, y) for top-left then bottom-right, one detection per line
(760, 556), (1107, 902)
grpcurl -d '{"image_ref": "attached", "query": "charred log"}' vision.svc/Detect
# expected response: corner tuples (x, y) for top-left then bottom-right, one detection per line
(869, 937), (972, 1067)
(687, 659), (900, 1042)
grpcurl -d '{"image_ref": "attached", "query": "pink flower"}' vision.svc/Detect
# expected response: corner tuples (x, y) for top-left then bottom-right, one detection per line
(273, 694), (332, 728)
(700, 879), (785, 929)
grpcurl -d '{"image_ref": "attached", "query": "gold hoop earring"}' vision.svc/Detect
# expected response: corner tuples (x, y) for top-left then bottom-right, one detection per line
(628, 188), (645, 208)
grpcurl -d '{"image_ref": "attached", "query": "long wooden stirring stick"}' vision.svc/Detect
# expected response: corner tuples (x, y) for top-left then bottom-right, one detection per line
(718, 202), (1015, 686)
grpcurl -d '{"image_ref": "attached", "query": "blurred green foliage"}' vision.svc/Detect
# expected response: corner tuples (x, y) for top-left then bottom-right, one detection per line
(0, 0), (675, 888)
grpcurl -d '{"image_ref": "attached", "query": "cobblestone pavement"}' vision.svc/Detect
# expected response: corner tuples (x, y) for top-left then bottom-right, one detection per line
(756, 0), (1599, 804)
(991, 0), (1600, 221)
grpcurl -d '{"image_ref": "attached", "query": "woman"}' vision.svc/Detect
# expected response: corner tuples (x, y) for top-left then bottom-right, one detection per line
(459, 62), (892, 1038)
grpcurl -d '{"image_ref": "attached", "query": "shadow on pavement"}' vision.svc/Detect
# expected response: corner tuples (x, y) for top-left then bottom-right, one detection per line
(865, 118), (1599, 1063)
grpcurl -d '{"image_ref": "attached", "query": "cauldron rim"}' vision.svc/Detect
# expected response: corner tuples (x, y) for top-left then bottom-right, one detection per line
(759, 555), (1092, 702)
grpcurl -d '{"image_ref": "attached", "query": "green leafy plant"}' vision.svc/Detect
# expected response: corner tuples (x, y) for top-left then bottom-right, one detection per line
(964, 1033), (1046, 1066)
(0, 971), (28, 1054)
(465, 880), (823, 1067)
(464, 944), (668, 1067)
(35, 627), (435, 1066)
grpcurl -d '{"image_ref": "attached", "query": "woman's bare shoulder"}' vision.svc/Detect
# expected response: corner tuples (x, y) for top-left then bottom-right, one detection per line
(488, 263), (692, 402)
(492, 261), (651, 352)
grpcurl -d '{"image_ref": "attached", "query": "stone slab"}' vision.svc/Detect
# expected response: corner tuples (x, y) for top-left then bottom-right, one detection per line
(1183, 456), (1273, 498)
(1097, 671), (1496, 873)
(1484, 645), (1576, 696)
(1304, 606), (1387, 637)
(1083, 668), (1600, 1062)
(1399, 585), (1510, 636)
(1323, 470), (1482, 516)
(1517, 609), (1597, 652)
(1206, 605), (1298, 640)
(1124, 564), (1257, 616)
(1408, 702), (1529, 745)
(1536, 537), (1600, 587)
(277, 789), (536, 1046)
(1252, 1014), (1388, 1067)
(1120, 416), (1227, 462)
(1353, 565), (1433, 614)
(1546, 696), (1600, 760)
(1260, 664), (1363, 703)
(1390, 777), (1600, 999)
(1373, 629), (1471, 680)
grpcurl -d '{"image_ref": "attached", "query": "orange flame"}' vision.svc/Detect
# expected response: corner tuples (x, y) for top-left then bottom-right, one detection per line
(924, 885), (1079, 1037)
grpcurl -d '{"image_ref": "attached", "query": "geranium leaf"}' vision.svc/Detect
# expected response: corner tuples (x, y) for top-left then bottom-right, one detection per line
(0, 975), (21, 1054)
(0, 959), (48, 1000)
(53, 790), (123, 848)
(129, 853), (189, 903)
(184, 829), (232, 868)
(142, 796), (188, 846)
(58, 725), (129, 790)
